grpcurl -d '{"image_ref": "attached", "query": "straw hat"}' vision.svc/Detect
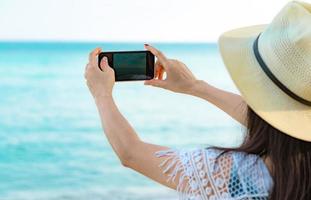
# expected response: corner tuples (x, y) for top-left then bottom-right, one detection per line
(218, 1), (311, 142)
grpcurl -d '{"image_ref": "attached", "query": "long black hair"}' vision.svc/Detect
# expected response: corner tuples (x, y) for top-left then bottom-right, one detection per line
(215, 105), (311, 200)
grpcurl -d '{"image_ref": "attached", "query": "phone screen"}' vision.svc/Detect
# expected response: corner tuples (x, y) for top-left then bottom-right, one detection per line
(98, 51), (154, 81)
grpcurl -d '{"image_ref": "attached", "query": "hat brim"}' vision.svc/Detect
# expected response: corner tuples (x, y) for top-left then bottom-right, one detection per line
(218, 24), (311, 142)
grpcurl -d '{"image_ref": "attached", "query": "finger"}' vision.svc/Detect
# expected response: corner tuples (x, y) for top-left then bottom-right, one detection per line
(85, 64), (88, 73)
(88, 47), (101, 62)
(156, 67), (161, 79)
(84, 63), (90, 78)
(154, 60), (162, 78)
(84, 68), (89, 79)
(100, 56), (108, 71)
(89, 47), (102, 67)
(85, 63), (90, 71)
(88, 48), (96, 62)
(144, 44), (168, 67)
(144, 79), (166, 88)
(86, 79), (90, 87)
(154, 60), (167, 80)
(158, 68), (165, 80)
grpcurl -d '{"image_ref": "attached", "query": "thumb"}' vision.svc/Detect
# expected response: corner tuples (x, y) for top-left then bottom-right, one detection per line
(99, 56), (109, 71)
(144, 79), (166, 88)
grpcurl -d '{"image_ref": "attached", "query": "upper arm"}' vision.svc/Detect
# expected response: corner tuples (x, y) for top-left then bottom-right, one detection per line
(122, 141), (180, 190)
(123, 142), (234, 199)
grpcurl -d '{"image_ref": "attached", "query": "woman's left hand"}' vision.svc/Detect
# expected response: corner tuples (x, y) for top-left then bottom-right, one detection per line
(84, 48), (115, 100)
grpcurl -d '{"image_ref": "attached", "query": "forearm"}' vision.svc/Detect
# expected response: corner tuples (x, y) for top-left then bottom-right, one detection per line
(94, 96), (177, 189)
(95, 96), (140, 162)
(187, 80), (247, 126)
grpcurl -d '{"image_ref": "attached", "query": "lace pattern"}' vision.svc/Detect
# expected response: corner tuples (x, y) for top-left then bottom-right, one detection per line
(155, 148), (273, 200)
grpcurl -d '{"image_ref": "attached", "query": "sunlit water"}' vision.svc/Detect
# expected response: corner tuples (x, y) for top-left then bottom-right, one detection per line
(0, 42), (244, 200)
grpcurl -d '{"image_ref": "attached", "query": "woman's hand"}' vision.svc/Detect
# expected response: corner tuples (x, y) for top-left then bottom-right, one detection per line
(84, 48), (115, 101)
(144, 44), (197, 94)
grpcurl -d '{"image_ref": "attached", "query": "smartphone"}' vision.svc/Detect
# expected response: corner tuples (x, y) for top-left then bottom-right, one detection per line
(98, 50), (154, 81)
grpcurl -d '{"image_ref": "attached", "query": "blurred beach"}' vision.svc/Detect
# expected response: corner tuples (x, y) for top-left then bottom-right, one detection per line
(0, 42), (244, 200)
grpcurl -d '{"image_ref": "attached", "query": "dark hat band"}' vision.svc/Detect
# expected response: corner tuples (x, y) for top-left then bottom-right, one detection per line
(253, 34), (311, 106)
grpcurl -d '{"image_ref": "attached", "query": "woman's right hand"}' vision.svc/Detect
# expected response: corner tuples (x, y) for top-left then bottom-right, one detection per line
(144, 44), (198, 94)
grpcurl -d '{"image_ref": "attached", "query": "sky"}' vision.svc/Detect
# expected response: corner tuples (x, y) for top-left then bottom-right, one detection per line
(0, 0), (300, 42)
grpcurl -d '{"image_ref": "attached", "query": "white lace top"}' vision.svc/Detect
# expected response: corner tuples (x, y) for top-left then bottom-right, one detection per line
(155, 148), (273, 200)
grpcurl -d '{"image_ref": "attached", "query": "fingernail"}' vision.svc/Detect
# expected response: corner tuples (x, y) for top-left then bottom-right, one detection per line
(103, 57), (107, 62)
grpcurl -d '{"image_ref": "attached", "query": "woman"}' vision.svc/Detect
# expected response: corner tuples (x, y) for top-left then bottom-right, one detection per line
(84, 1), (311, 200)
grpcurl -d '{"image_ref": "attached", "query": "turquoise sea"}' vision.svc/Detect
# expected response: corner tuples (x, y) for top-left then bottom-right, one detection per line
(0, 42), (244, 200)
